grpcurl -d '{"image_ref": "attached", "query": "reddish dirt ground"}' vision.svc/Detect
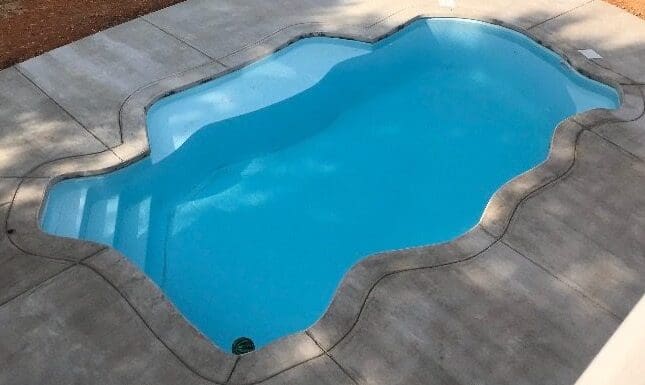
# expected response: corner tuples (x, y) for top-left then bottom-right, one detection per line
(0, 0), (644, 70)
(605, 0), (645, 18)
(0, 0), (184, 69)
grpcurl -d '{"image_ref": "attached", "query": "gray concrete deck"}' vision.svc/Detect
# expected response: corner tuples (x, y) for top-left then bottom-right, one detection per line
(0, 1), (644, 384)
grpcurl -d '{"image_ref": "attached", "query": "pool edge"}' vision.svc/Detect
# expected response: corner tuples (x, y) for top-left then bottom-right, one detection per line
(5, 13), (643, 385)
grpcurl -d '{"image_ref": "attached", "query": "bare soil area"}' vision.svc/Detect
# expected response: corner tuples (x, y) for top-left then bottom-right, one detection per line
(0, 0), (184, 69)
(605, 0), (645, 18)
(1, 0), (644, 70)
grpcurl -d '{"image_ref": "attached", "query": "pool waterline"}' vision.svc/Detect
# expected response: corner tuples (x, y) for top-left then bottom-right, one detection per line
(40, 18), (619, 350)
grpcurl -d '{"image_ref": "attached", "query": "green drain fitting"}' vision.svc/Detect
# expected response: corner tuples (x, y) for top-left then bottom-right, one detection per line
(232, 337), (255, 355)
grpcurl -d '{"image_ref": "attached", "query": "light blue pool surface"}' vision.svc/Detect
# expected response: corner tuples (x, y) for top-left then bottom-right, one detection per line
(41, 19), (618, 350)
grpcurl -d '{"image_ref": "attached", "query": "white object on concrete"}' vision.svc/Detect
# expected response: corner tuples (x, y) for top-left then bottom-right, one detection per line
(439, 0), (456, 8)
(578, 49), (603, 59)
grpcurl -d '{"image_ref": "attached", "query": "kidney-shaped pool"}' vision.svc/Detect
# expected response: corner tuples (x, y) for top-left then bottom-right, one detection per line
(41, 18), (618, 350)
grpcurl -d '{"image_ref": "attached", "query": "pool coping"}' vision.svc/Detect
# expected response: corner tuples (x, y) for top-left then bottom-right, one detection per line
(5, 10), (644, 385)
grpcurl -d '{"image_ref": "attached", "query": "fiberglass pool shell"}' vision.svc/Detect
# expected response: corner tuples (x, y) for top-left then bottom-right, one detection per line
(41, 19), (618, 350)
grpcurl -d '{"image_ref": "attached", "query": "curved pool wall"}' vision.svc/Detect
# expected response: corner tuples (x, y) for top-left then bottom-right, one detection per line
(41, 19), (618, 350)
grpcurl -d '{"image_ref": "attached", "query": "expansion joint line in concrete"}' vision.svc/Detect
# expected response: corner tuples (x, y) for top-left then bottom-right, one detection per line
(4, 157), (107, 263)
(4, 177), (75, 264)
(216, 21), (326, 61)
(489, 127), (587, 239)
(247, 354), (326, 385)
(77, 260), (226, 385)
(12, 66), (123, 162)
(527, 0), (596, 30)
(523, 0), (640, 85)
(482, 113), (644, 323)
(0, 264), (73, 309)
(115, 57), (232, 147)
(10, 147), (117, 179)
(365, 5), (417, 29)
(0, 247), (105, 309)
(484, 82), (645, 239)
(140, 17), (228, 68)
(84, 255), (338, 385)
(305, 330), (360, 385)
(228, 353), (327, 385)
(0, 228), (219, 384)
(579, 87), (645, 163)
(500, 239), (622, 321)
(589, 129), (645, 163)
(590, 58), (641, 86)
(5, 232), (79, 265)
(223, 356), (240, 385)
(325, 238), (503, 355)
(116, 65), (181, 146)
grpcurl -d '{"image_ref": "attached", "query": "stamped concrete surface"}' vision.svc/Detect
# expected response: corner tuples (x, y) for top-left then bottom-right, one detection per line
(0, 0), (644, 384)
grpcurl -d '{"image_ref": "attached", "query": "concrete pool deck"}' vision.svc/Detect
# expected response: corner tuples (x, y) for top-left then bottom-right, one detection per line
(0, 0), (644, 384)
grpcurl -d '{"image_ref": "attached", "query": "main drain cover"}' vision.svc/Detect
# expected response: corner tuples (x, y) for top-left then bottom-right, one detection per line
(232, 337), (255, 355)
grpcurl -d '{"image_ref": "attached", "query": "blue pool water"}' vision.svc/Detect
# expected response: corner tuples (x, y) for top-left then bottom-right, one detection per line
(41, 19), (618, 350)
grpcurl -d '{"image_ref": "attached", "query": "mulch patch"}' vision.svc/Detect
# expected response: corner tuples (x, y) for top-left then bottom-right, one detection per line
(0, 0), (184, 70)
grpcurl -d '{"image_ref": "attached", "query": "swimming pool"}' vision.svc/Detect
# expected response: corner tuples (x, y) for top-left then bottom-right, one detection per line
(41, 18), (618, 351)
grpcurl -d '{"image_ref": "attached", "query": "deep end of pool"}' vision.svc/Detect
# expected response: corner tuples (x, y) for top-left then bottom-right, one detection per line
(40, 18), (619, 350)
